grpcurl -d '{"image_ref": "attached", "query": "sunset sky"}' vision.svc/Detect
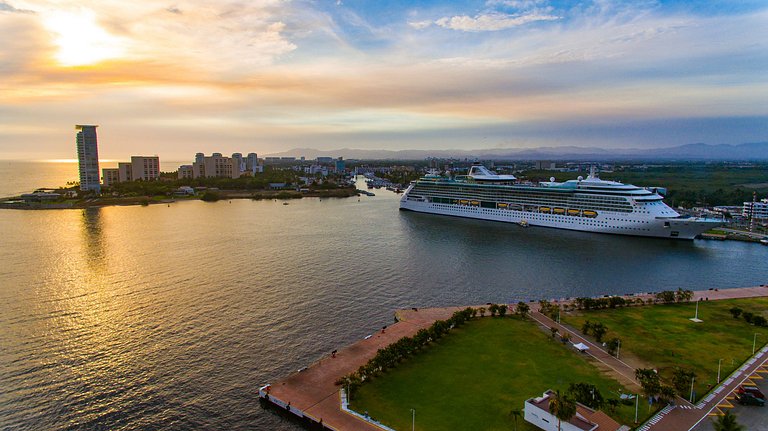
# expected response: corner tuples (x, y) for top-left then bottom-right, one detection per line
(1, 0), (766, 160)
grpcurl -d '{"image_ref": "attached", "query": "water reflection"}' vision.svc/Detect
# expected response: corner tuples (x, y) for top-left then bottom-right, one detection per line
(81, 208), (105, 270)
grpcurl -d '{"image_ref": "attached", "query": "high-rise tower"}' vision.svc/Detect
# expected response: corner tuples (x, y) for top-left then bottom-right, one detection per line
(76, 125), (100, 193)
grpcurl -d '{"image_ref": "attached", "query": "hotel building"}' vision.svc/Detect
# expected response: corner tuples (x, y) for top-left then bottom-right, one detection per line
(76, 125), (100, 193)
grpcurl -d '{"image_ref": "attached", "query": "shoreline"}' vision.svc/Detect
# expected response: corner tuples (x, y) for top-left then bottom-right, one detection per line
(0, 188), (359, 210)
(259, 285), (768, 431)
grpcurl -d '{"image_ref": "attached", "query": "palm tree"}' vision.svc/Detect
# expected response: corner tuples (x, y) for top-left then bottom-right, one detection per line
(548, 390), (577, 431)
(509, 408), (522, 431)
(712, 410), (744, 431)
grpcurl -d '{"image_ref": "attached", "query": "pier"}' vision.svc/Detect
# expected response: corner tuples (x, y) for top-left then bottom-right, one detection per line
(259, 285), (768, 431)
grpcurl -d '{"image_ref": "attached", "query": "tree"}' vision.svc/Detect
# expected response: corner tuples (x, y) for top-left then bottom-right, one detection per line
(712, 410), (745, 431)
(568, 382), (604, 409)
(551, 326), (559, 338)
(581, 320), (592, 335)
(591, 322), (607, 343)
(752, 315), (767, 327)
(606, 338), (621, 356)
(498, 304), (508, 317)
(636, 368), (661, 408)
(743, 312), (754, 324)
(672, 368), (696, 397)
(516, 302), (530, 318)
(489, 303), (499, 317)
(509, 408), (522, 431)
(729, 307), (743, 319)
(479, 307), (486, 317)
(548, 390), (577, 431)
(659, 385), (677, 404)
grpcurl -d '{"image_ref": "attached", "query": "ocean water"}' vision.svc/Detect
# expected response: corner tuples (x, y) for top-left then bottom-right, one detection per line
(1, 164), (768, 430)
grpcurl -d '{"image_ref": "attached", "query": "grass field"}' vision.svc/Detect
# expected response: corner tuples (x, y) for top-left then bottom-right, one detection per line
(350, 317), (648, 431)
(562, 298), (768, 401)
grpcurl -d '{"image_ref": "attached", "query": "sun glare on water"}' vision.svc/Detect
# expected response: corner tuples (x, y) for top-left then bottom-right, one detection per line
(43, 10), (126, 67)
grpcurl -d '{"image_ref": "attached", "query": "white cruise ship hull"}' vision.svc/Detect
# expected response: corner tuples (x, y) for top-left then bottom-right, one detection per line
(399, 198), (721, 240)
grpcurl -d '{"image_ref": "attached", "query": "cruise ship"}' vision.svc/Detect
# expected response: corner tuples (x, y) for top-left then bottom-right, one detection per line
(399, 165), (723, 239)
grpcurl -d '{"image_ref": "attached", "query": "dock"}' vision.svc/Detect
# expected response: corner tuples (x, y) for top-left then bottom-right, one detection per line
(259, 285), (768, 431)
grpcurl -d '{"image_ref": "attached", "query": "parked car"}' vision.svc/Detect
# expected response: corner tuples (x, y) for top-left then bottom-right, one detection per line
(736, 385), (765, 400)
(737, 392), (765, 406)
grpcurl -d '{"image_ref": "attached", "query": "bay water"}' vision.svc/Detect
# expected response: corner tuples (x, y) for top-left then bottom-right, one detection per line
(1, 161), (767, 430)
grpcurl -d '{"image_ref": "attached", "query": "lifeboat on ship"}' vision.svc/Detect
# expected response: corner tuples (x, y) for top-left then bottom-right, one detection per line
(583, 210), (598, 218)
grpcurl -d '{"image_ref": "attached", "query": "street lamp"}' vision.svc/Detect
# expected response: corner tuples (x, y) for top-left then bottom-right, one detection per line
(753, 333), (761, 355)
(717, 359), (723, 384)
(617, 339), (621, 360)
(634, 394), (639, 424)
(689, 376), (695, 403)
(411, 408), (415, 431)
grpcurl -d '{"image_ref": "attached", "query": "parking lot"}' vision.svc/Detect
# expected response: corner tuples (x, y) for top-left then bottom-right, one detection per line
(692, 375), (768, 431)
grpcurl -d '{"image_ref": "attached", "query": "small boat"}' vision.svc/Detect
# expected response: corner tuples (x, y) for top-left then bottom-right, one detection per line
(568, 209), (580, 216)
(283, 202), (289, 205)
(539, 207), (551, 213)
(583, 210), (598, 218)
(498, 203), (508, 208)
(519, 220), (529, 227)
(553, 208), (565, 214)
(460, 200), (469, 204)
(470, 201), (480, 206)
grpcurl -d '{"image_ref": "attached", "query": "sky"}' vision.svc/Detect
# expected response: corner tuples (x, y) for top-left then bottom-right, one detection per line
(1, 0), (767, 161)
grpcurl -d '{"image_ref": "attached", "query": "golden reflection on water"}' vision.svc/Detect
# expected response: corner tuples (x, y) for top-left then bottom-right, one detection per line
(81, 208), (105, 271)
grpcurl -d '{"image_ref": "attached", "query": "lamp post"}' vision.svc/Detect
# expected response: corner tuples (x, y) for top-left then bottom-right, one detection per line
(634, 394), (639, 424)
(617, 339), (621, 360)
(411, 408), (415, 431)
(753, 333), (761, 355)
(717, 359), (723, 384)
(689, 376), (695, 403)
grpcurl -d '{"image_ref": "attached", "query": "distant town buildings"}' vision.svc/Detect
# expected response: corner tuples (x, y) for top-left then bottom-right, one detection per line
(744, 198), (768, 222)
(177, 165), (193, 179)
(75, 125), (100, 193)
(335, 157), (345, 172)
(102, 168), (119, 186)
(101, 156), (161, 187)
(118, 162), (133, 182)
(130, 156), (160, 181)
(188, 152), (263, 179)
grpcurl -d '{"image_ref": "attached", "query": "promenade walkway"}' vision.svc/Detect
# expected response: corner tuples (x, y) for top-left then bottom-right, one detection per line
(259, 286), (768, 431)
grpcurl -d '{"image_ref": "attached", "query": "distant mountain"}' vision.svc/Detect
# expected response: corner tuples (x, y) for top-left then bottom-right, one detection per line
(264, 142), (768, 161)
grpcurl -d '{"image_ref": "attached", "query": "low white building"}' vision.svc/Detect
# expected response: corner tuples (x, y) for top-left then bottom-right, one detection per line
(524, 390), (628, 431)
(744, 198), (768, 221)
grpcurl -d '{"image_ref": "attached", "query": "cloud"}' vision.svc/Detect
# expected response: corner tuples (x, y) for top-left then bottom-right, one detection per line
(0, 1), (34, 13)
(433, 11), (560, 31)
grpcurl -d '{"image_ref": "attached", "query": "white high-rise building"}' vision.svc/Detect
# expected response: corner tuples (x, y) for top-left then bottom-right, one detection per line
(75, 125), (100, 193)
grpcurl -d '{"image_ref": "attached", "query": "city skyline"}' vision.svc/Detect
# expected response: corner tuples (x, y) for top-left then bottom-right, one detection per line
(1, 0), (767, 160)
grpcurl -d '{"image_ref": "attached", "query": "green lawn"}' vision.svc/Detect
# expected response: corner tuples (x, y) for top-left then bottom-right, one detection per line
(351, 317), (647, 431)
(562, 298), (768, 402)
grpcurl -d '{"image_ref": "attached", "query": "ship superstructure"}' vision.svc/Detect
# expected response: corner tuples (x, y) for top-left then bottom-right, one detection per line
(399, 165), (722, 239)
